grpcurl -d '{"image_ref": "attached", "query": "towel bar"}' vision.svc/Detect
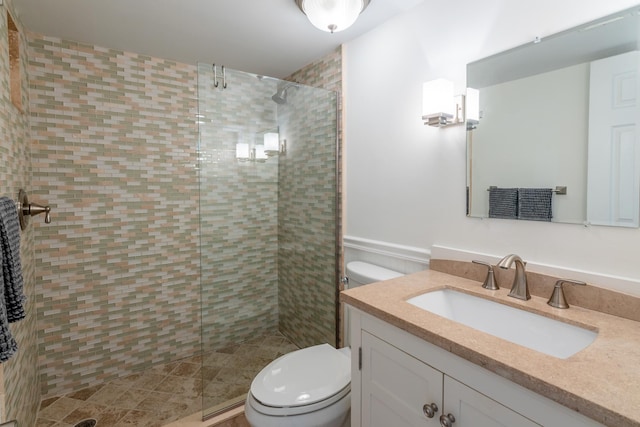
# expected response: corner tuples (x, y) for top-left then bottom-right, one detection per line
(487, 186), (567, 195)
(17, 189), (51, 230)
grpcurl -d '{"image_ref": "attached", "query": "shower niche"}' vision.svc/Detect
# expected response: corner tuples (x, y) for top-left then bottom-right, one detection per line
(196, 64), (339, 419)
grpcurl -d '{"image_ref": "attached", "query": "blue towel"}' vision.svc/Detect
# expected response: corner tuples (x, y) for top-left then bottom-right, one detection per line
(0, 266), (18, 362)
(518, 188), (553, 221)
(0, 197), (25, 362)
(488, 188), (518, 219)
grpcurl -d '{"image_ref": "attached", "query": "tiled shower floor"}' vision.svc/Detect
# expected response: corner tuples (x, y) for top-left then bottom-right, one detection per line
(35, 332), (298, 427)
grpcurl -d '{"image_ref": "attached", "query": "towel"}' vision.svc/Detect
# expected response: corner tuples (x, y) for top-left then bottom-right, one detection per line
(0, 268), (18, 362)
(0, 197), (23, 362)
(488, 187), (518, 219)
(0, 197), (25, 322)
(518, 188), (553, 221)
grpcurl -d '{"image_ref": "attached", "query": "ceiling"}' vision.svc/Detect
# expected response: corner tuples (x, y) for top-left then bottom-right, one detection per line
(12, 0), (424, 78)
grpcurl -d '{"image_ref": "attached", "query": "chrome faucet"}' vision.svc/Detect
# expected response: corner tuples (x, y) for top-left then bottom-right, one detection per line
(497, 254), (530, 300)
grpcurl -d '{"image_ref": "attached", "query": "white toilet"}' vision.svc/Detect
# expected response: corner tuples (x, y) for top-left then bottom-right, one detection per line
(245, 261), (404, 427)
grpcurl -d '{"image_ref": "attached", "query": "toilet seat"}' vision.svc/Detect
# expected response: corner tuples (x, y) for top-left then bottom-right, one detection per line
(248, 383), (350, 417)
(249, 343), (351, 416)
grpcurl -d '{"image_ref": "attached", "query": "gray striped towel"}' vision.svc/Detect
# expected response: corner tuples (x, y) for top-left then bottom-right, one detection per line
(518, 188), (552, 221)
(0, 197), (25, 322)
(0, 197), (24, 362)
(0, 266), (18, 362)
(488, 188), (518, 219)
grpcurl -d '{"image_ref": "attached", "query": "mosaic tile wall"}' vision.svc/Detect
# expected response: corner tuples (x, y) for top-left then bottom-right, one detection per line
(197, 65), (280, 350)
(278, 48), (342, 348)
(197, 58), (341, 353)
(25, 32), (342, 407)
(28, 33), (201, 398)
(0, 1), (40, 426)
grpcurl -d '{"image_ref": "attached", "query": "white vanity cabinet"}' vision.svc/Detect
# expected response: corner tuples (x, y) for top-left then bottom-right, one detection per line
(350, 308), (604, 427)
(361, 331), (538, 427)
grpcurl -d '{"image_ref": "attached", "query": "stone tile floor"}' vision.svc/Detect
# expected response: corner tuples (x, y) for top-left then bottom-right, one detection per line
(35, 332), (298, 427)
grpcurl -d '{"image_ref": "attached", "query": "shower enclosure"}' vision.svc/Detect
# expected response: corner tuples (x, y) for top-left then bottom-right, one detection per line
(197, 64), (339, 418)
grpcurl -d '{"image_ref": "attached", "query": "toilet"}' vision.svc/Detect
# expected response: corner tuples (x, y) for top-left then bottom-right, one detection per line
(245, 261), (404, 427)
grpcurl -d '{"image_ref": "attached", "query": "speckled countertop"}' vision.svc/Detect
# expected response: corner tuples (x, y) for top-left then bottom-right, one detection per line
(341, 269), (640, 427)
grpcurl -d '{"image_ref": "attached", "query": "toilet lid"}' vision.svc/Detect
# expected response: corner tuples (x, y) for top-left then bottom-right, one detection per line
(346, 261), (403, 285)
(250, 343), (351, 408)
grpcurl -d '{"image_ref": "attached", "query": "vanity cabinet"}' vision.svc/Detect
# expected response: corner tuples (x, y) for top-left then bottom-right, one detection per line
(350, 308), (604, 427)
(361, 331), (538, 426)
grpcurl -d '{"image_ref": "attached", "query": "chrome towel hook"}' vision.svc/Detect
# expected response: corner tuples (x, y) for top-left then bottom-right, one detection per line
(213, 64), (227, 89)
(222, 65), (227, 89)
(17, 189), (51, 230)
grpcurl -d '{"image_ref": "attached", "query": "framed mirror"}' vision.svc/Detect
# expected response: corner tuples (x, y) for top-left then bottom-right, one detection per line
(466, 6), (640, 227)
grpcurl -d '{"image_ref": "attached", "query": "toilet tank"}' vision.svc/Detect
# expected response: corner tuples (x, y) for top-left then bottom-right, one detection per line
(346, 261), (404, 288)
(343, 261), (403, 346)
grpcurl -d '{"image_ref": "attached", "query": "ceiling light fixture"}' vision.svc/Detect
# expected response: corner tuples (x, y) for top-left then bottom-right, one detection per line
(295, 0), (371, 33)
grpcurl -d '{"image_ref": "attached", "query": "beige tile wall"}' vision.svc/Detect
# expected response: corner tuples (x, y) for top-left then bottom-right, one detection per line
(28, 33), (201, 398)
(26, 31), (343, 409)
(197, 65), (280, 350)
(198, 58), (343, 351)
(278, 47), (343, 348)
(0, 1), (39, 426)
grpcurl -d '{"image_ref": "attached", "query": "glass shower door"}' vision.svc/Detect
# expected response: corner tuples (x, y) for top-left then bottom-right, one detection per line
(197, 64), (338, 419)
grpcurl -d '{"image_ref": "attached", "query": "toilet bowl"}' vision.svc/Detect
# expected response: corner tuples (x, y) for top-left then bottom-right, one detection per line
(245, 344), (351, 427)
(245, 261), (404, 427)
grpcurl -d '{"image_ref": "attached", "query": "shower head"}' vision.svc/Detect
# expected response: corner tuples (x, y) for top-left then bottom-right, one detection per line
(272, 83), (299, 105)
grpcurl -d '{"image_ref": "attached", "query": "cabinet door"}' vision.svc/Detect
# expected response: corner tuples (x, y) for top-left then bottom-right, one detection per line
(443, 376), (541, 427)
(361, 331), (442, 426)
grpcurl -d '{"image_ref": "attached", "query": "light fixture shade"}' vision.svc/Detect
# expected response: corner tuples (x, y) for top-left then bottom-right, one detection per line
(298, 0), (367, 33)
(236, 143), (250, 160)
(264, 132), (280, 153)
(422, 78), (455, 119)
(466, 87), (480, 123)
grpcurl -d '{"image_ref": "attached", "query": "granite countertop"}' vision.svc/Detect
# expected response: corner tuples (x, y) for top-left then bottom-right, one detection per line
(341, 269), (640, 426)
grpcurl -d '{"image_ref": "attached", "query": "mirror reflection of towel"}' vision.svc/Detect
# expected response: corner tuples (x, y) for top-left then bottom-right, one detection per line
(489, 188), (518, 219)
(518, 188), (553, 221)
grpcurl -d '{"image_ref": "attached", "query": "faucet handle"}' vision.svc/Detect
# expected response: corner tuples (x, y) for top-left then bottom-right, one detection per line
(547, 279), (586, 309)
(472, 260), (499, 290)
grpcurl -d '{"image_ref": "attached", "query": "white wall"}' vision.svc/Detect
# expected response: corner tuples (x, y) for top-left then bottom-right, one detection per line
(344, 0), (640, 289)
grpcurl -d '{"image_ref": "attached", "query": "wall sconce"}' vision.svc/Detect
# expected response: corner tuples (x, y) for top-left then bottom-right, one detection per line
(422, 78), (469, 127)
(236, 133), (286, 163)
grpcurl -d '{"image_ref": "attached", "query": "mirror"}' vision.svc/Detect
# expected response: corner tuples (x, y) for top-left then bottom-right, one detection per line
(466, 6), (640, 227)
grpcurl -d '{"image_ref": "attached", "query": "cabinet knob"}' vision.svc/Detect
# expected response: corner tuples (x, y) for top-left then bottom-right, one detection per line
(440, 413), (456, 427)
(423, 402), (438, 418)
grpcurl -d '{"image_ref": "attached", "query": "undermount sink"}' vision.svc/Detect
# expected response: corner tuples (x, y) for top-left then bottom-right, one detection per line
(407, 288), (597, 359)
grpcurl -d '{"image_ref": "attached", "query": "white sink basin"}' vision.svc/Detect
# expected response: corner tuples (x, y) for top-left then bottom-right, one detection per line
(407, 288), (597, 359)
